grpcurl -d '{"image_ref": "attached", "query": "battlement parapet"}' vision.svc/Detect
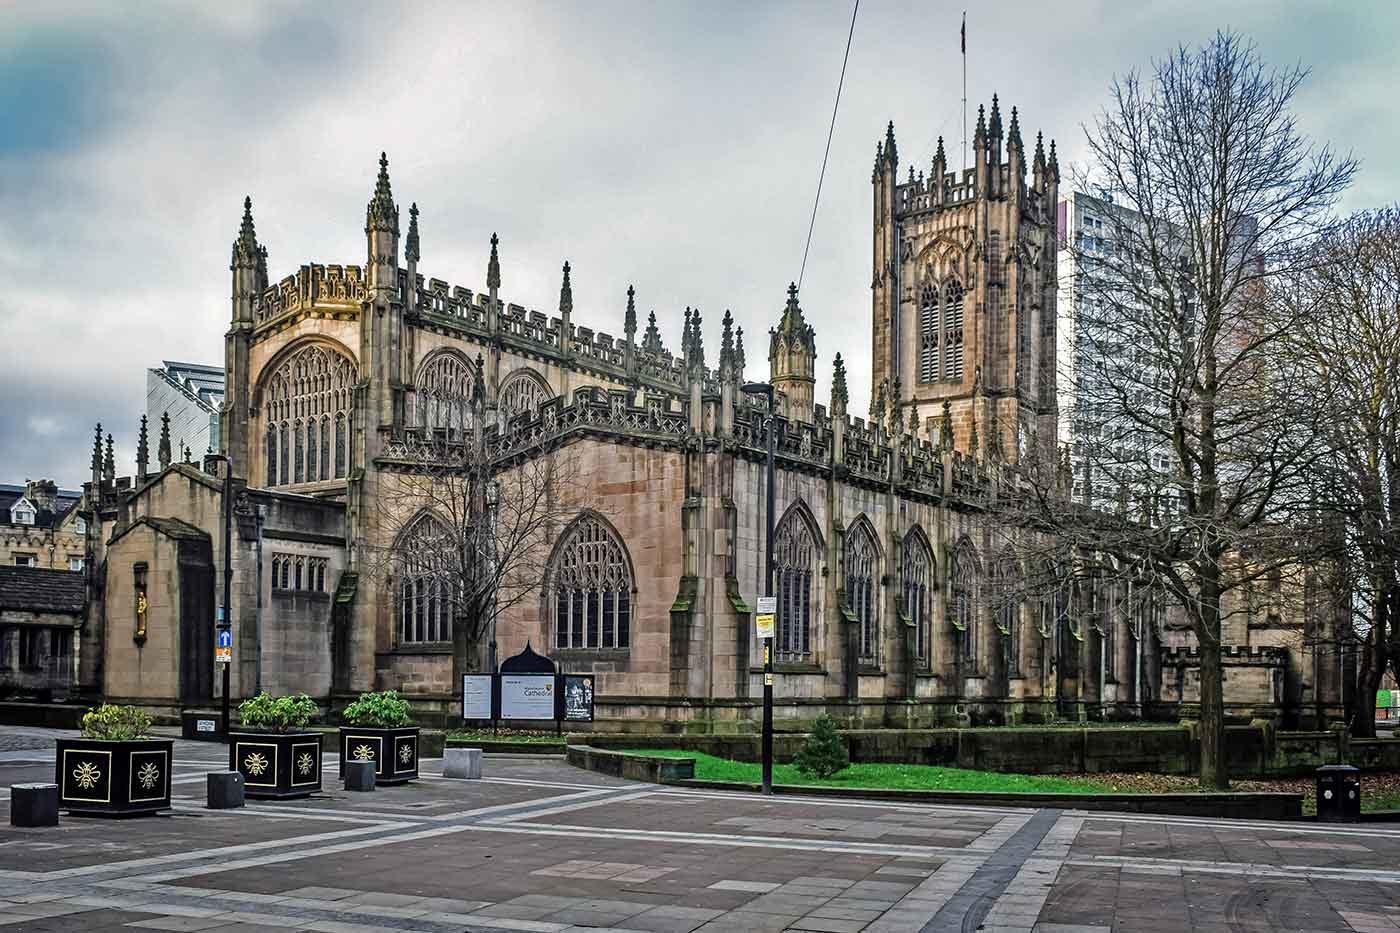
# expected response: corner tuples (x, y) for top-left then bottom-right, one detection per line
(1161, 645), (1288, 664)
(254, 264), (367, 324)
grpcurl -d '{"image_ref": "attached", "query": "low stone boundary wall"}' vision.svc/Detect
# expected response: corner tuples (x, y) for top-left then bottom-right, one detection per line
(446, 739), (565, 755)
(563, 745), (1302, 820)
(0, 702), (86, 730)
(565, 745), (695, 783)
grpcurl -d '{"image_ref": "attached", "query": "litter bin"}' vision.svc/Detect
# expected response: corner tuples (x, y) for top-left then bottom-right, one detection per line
(1316, 764), (1360, 823)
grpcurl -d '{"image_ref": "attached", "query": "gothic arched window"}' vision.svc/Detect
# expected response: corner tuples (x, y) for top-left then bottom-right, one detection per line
(995, 553), (1020, 677)
(845, 520), (879, 665)
(416, 352), (476, 437)
(919, 282), (938, 383)
(262, 343), (355, 488)
(944, 282), (965, 381)
(775, 507), (817, 660)
(902, 529), (934, 668)
(498, 370), (550, 425)
(396, 514), (454, 645)
(551, 513), (633, 650)
(952, 541), (979, 671)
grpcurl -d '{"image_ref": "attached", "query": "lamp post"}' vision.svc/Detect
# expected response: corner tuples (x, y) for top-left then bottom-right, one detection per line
(742, 382), (776, 795)
(205, 453), (234, 737)
(485, 479), (501, 675)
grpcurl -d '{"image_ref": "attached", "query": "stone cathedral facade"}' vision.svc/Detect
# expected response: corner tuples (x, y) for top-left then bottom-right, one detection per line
(74, 103), (1347, 730)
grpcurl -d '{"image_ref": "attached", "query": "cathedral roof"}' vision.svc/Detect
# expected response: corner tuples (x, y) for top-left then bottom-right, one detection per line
(0, 565), (85, 615)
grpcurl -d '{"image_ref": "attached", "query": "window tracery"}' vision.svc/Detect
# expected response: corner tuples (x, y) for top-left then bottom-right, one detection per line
(396, 515), (454, 645)
(498, 370), (550, 425)
(775, 508), (817, 661)
(845, 520), (879, 665)
(952, 541), (979, 671)
(262, 343), (355, 487)
(902, 530), (934, 668)
(415, 352), (476, 436)
(551, 514), (632, 651)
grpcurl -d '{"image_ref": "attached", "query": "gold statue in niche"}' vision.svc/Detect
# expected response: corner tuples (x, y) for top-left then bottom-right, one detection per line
(133, 562), (149, 643)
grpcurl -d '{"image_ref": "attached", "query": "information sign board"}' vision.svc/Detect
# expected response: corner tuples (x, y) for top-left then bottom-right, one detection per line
(755, 595), (776, 639)
(563, 675), (595, 722)
(501, 675), (555, 720)
(215, 628), (232, 664)
(462, 674), (493, 720)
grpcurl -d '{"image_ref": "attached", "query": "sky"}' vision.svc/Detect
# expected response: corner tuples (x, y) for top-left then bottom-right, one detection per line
(2, 0), (1397, 489)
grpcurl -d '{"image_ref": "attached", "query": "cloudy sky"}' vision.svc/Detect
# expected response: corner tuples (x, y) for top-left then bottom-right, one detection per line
(2, 0), (1396, 489)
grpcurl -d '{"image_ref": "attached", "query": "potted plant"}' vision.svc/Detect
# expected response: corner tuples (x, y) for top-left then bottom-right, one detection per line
(56, 704), (173, 816)
(230, 692), (322, 799)
(338, 690), (419, 784)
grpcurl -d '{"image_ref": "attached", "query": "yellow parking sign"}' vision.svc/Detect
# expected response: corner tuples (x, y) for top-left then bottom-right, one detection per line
(755, 596), (776, 639)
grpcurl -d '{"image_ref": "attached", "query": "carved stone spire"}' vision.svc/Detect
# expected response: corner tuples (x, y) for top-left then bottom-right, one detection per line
(831, 353), (849, 407)
(940, 401), (953, 451)
(968, 412), (980, 458)
(1007, 107), (1022, 152)
(90, 423), (103, 483)
(103, 434), (115, 483)
(720, 309), (734, 371)
(1048, 139), (1060, 182)
(908, 405), (920, 437)
(473, 352), (487, 403)
(232, 196), (259, 267)
(625, 285), (638, 341)
(487, 232), (501, 290)
(884, 120), (898, 167)
(734, 326), (746, 378)
(974, 105), (987, 143)
(158, 411), (172, 470)
(366, 151), (397, 231)
(405, 202), (420, 264)
(136, 415), (150, 481)
(558, 261), (573, 316)
(988, 405), (1004, 462)
(183, 443), (192, 465)
(989, 94), (1002, 141)
(642, 310), (663, 354)
(1034, 132), (1046, 169)
(691, 309), (704, 369)
(870, 379), (886, 426)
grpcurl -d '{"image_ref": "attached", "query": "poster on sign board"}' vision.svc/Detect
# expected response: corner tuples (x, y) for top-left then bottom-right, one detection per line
(462, 674), (492, 720)
(563, 675), (595, 722)
(501, 675), (555, 720)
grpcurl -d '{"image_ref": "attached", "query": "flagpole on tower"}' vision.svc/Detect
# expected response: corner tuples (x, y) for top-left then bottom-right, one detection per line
(961, 11), (967, 172)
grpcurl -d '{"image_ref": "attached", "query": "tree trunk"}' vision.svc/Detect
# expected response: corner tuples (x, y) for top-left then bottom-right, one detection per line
(452, 612), (476, 688)
(1197, 571), (1229, 790)
(1354, 586), (1391, 739)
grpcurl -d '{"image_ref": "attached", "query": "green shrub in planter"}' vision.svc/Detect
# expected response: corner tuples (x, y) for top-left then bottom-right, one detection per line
(238, 692), (319, 732)
(342, 690), (412, 727)
(81, 703), (153, 741)
(231, 693), (322, 798)
(58, 704), (171, 815)
(793, 714), (849, 779)
(339, 691), (419, 785)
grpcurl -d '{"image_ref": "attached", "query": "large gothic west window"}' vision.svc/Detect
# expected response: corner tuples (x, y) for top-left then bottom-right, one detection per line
(396, 514), (455, 645)
(902, 530), (934, 668)
(952, 541), (979, 672)
(415, 352), (476, 438)
(551, 514), (633, 651)
(775, 509), (817, 661)
(498, 370), (551, 426)
(262, 343), (355, 487)
(845, 520), (879, 665)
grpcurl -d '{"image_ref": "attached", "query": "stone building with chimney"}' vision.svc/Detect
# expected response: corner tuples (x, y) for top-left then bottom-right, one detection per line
(74, 102), (1347, 730)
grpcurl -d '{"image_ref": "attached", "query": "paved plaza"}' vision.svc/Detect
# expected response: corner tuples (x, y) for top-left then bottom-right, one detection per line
(0, 730), (1398, 931)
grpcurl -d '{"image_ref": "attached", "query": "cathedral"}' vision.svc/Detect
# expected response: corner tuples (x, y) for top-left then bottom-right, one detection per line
(73, 100), (1347, 730)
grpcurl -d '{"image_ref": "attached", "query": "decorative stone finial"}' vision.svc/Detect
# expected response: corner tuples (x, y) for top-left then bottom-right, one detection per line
(487, 232), (501, 290)
(558, 261), (572, 316)
(884, 120), (897, 165)
(405, 202), (420, 264)
(1008, 107), (1022, 152)
(158, 411), (172, 470)
(831, 353), (849, 407)
(366, 151), (398, 230)
(642, 310), (663, 354)
(136, 415), (149, 479)
(103, 434), (115, 482)
(735, 326), (746, 374)
(720, 309), (734, 368)
(625, 285), (637, 339)
(232, 196), (259, 267)
(91, 423), (103, 477)
(1048, 139), (1060, 181)
(940, 401), (953, 451)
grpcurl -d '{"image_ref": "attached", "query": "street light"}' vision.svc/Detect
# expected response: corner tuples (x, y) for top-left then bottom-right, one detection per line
(204, 452), (234, 738)
(742, 381), (776, 795)
(485, 479), (501, 675)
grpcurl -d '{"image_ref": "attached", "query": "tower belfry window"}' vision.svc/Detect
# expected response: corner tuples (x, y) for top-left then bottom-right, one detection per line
(944, 283), (965, 381)
(919, 283), (939, 383)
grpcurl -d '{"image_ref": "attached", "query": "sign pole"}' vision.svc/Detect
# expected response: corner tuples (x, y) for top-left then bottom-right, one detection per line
(762, 407), (777, 795)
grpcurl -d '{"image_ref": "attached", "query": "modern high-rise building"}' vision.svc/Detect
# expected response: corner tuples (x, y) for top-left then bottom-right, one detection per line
(146, 361), (224, 461)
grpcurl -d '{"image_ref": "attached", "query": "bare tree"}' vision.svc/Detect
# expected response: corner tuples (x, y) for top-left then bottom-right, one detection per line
(1013, 32), (1354, 789)
(364, 376), (582, 686)
(1278, 209), (1400, 737)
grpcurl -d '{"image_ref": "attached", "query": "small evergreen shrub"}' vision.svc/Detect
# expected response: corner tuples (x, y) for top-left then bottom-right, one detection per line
(80, 704), (152, 741)
(342, 690), (413, 728)
(793, 714), (850, 779)
(238, 692), (319, 732)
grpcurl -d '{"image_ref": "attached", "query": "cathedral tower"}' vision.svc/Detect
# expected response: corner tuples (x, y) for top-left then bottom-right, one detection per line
(870, 101), (1059, 462)
(769, 283), (816, 421)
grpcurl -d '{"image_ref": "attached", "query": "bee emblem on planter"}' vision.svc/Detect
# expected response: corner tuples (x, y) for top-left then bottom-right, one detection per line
(297, 752), (315, 776)
(353, 744), (375, 762)
(137, 762), (160, 791)
(398, 744), (413, 765)
(244, 752), (269, 776)
(73, 761), (102, 790)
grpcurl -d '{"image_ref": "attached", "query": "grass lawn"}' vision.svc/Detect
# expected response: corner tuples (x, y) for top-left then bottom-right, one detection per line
(624, 749), (1115, 794)
(448, 729), (564, 744)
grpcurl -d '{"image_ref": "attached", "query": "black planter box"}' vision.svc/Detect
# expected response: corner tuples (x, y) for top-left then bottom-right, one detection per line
(338, 726), (420, 785)
(229, 731), (323, 799)
(55, 738), (174, 816)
